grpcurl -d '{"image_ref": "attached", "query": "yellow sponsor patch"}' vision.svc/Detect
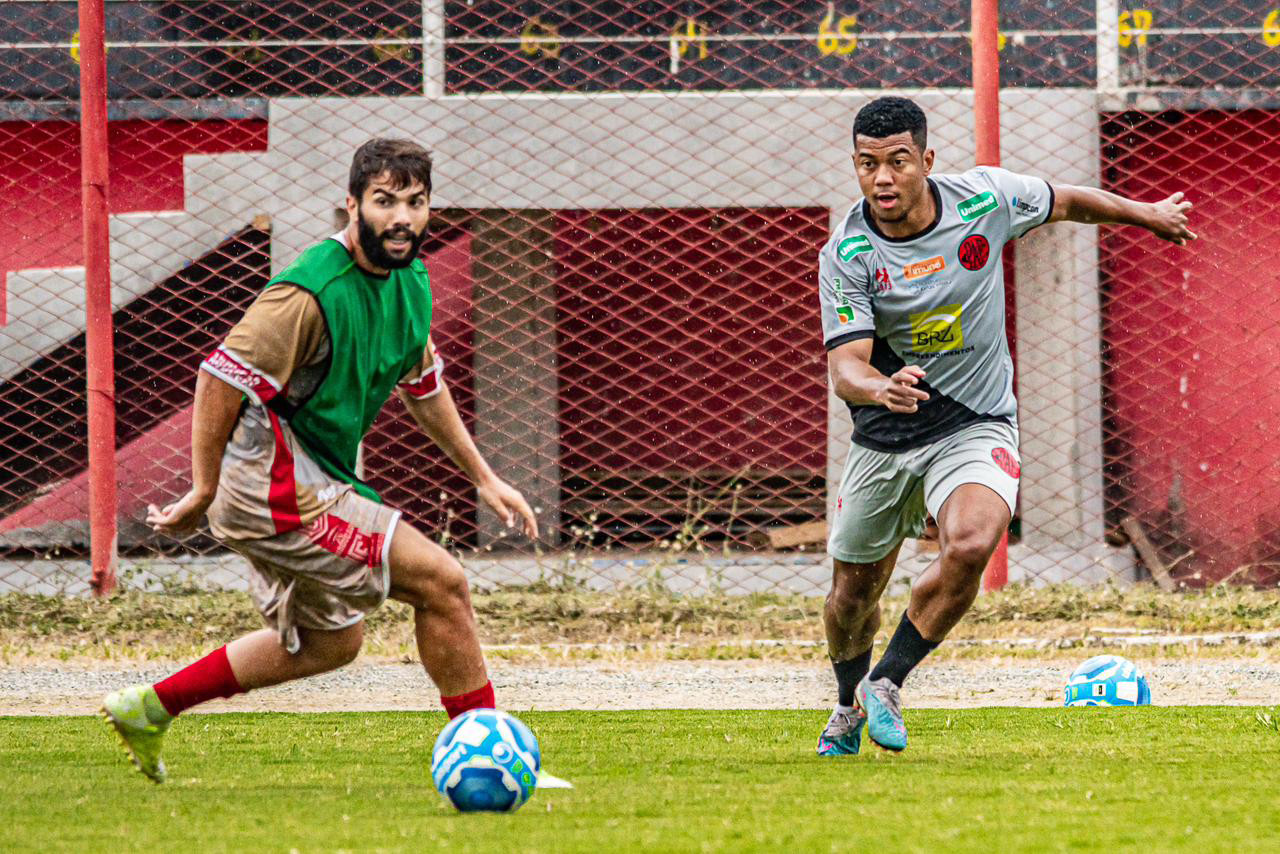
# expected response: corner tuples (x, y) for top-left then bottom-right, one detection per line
(909, 303), (964, 353)
(903, 255), (946, 280)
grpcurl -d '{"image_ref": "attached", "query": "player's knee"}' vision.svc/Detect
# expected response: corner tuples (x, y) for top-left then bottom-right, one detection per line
(941, 531), (997, 575)
(402, 557), (471, 615)
(436, 562), (473, 615)
(829, 572), (879, 619)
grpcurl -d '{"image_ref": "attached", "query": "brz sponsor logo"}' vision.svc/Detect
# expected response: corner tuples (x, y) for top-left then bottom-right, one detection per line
(837, 235), (872, 261)
(1011, 196), (1040, 216)
(903, 255), (946, 280)
(957, 190), (999, 222)
(908, 303), (963, 353)
(958, 234), (990, 271)
(992, 447), (1021, 479)
(836, 306), (855, 324)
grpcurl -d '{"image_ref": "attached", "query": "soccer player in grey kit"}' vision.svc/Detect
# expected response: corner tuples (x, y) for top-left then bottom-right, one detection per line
(816, 97), (1195, 755)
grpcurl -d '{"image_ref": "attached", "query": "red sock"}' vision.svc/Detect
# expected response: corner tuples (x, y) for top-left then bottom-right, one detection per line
(153, 645), (245, 716)
(441, 681), (495, 719)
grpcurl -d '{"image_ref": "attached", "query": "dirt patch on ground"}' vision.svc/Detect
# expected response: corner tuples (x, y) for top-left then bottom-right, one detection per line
(4, 657), (1277, 717)
(4, 586), (1278, 715)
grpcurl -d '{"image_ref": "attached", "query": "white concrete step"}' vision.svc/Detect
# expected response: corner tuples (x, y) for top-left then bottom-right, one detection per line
(1, 151), (273, 382)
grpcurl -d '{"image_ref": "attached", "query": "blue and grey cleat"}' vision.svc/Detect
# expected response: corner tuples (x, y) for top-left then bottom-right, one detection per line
(856, 676), (907, 752)
(816, 706), (866, 756)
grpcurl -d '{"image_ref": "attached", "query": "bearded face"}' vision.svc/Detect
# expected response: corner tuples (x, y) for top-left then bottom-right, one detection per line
(356, 204), (428, 270)
(347, 173), (431, 272)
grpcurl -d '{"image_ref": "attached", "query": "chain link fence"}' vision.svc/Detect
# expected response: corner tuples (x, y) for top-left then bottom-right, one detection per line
(1, 1), (1277, 594)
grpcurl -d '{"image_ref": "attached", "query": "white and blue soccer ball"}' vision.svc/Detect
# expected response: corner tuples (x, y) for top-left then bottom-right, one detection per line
(430, 709), (541, 813)
(1064, 654), (1152, 707)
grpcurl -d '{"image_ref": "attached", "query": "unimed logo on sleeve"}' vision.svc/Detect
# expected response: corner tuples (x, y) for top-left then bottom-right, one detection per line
(837, 235), (872, 261)
(909, 303), (964, 353)
(957, 190), (999, 222)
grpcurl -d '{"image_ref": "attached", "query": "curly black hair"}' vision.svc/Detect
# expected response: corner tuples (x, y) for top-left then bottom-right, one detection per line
(852, 97), (927, 152)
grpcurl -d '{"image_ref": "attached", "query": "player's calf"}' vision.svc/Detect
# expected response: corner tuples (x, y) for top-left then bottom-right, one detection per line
(823, 569), (884, 658)
(911, 508), (1007, 639)
(226, 623), (365, 691)
(917, 536), (992, 631)
(387, 521), (493, 713)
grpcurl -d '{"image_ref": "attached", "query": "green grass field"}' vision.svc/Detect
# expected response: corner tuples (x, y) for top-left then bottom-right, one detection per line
(4, 708), (1277, 853)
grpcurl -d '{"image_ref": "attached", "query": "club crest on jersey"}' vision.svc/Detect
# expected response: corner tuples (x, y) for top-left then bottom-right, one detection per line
(909, 303), (963, 353)
(957, 190), (999, 222)
(958, 234), (990, 271)
(837, 235), (872, 261)
(903, 256), (945, 280)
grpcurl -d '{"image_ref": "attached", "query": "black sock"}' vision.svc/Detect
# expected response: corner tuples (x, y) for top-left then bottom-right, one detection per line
(868, 613), (939, 687)
(831, 649), (872, 707)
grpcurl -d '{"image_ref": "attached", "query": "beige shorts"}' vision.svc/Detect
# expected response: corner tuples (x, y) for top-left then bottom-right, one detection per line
(827, 421), (1020, 564)
(222, 491), (402, 654)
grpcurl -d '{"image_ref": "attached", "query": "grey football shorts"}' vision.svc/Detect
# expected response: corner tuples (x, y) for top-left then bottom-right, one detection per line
(827, 421), (1020, 564)
(222, 491), (402, 654)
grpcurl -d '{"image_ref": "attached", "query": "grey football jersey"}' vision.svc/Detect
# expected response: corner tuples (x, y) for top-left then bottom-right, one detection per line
(818, 166), (1053, 452)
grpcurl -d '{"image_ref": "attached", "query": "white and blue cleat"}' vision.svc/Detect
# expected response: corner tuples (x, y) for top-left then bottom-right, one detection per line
(816, 706), (866, 756)
(856, 676), (908, 752)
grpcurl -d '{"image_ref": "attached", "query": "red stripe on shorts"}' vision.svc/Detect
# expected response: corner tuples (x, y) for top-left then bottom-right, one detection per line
(303, 513), (384, 568)
(267, 411), (302, 533)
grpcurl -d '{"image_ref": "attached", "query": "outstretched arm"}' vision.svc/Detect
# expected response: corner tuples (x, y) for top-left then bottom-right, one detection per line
(1048, 185), (1197, 245)
(396, 384), (538, 539)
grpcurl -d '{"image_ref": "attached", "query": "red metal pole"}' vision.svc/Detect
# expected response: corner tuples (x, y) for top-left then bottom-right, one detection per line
(972, 0), (1002, 168)
(78, 0), (118, 595)
(972, 0), (1009, 591)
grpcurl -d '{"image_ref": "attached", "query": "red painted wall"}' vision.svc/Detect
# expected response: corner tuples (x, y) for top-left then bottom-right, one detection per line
(1103, 110), (1280, 582)
(0, 119), (267, 322)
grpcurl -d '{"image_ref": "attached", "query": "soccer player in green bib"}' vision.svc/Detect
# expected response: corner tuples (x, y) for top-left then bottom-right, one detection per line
(816, 98), (1196, 755)
(101, 139), (538, 782)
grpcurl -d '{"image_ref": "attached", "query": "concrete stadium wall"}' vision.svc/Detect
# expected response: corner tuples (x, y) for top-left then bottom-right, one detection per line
(1, 88), (1134, 589)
